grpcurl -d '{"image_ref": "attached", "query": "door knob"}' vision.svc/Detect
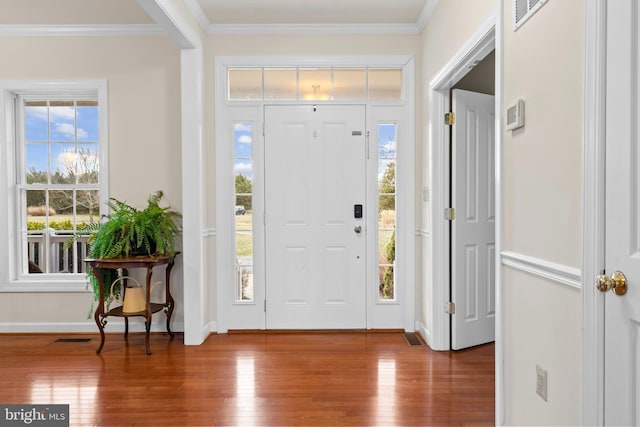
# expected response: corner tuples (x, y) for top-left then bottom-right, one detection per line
(354, 225), (362, 234)
(595, 271), (627, 295)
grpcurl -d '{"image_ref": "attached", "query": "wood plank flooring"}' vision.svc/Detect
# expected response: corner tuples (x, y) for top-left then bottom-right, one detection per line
(0, 332), (494, 426)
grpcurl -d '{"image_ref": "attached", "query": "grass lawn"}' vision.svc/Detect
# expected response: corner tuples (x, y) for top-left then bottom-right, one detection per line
(27, 214), (97, 230)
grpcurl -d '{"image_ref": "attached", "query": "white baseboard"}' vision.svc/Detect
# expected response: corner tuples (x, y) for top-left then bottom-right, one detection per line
(0, 321), (185, 334)
(415, 320), (435, 349)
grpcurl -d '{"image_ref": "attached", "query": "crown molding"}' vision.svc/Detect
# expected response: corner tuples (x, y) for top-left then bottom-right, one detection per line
(207, 22), (421, 35)
(0, 24), (164, 37)
(416, 0), (439, 32)
(183, 0), (210, 33)
(0, 0), (440, 38)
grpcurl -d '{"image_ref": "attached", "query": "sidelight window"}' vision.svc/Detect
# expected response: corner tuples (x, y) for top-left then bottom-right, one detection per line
(234, 123), (254, 302)
(378, 123), (397, 301)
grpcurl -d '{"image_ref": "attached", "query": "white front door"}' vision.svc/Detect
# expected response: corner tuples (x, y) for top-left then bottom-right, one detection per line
(264, 105), (366, 329)
(603, 1), (640, 424)
(451, 89), (496, 350)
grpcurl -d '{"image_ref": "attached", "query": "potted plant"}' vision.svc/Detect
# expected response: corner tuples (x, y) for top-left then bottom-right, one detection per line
(67, 190), (181, 315)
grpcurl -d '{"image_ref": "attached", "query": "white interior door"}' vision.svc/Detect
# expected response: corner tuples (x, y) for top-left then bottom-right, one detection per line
(264, 105), (366, 329)
(603, 1), (640, 424)
(451, 89), (496, 350)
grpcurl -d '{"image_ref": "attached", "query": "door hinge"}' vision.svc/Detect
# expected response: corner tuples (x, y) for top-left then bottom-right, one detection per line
(445, 301), (456, 314)
(264, 300), (266, 312)
(444, 207), (456, 221)
(444, 112), (455, 125)
(366, 130), (370, 160)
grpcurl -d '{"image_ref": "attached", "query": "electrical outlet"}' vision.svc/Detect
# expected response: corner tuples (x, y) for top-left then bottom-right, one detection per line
(536, 365), (547, 401)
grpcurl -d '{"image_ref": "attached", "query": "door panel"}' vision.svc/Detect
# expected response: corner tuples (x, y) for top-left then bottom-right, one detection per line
(451, 89), (496, 350)
(265, 105), (366, 329)
(604, 1), (640, 424)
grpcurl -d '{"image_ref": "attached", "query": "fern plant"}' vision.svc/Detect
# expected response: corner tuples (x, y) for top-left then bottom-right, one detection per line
(66, 190), (181, 316)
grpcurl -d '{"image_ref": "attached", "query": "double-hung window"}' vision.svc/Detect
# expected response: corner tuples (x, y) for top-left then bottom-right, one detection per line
(1, 82), (108, 291)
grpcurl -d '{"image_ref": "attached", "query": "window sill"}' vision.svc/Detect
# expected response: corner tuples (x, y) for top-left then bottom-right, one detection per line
(1, 276), (90, 292)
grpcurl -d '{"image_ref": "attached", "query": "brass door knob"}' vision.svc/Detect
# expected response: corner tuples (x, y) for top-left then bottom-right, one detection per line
(595, 271), (627, 295)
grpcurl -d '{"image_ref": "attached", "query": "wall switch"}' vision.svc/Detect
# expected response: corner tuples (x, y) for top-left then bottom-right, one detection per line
(536, 365), (547, 402)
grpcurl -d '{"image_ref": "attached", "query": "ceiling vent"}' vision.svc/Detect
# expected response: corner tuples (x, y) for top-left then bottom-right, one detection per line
(514, 0), (549, 31)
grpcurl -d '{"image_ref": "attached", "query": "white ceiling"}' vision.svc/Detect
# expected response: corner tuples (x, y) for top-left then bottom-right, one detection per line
(0, 0), (435, 34)
(197, 0), (429, 25)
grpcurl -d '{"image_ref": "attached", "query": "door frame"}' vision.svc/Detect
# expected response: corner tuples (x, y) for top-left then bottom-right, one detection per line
(582, 1), (606, 425)
(214, 55), (416, 333)
(426, 11), (501, 419)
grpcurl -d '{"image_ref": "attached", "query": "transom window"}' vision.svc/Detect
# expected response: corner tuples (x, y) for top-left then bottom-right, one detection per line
(228, 67), (403, 101)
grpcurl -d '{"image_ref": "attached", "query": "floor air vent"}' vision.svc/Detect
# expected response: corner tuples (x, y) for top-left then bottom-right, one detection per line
(54, 338), (93, 343)
(402, 332), (424, 347)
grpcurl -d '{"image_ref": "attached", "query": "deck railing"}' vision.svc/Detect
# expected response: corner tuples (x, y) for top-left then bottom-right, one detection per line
(27, 229), (90, 274)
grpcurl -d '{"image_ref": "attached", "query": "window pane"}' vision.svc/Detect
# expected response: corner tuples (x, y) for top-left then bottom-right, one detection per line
(26, 144), (49, 183)
(235, 194), (252, 216)
(229, 69), (262, 100)
(378, 124), (397, 158)
(333, 69), (366, 100)
(25, 103), (48, 142)
(378, 161), (395, 194)
(77, 144), (99, 184)
(234, 124), (252, 158)
(369, 69), (403, 100)
(49, 190), (74, 225)
(26, 189), (47, 228)
(49, 102), (76, 142)
(76, 103), (99, 142)
(50, 144), (77, 184)
(299, 68), (331, 100)
(379, 265), (395, 300)
(264, 68), (297, 100)
(76, 190), (100, 225)
(379, 195), (396, 226)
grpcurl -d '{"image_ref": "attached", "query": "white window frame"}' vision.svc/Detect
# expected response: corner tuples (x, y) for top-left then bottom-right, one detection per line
(0, 80), (109, 292)
(215, 56), (415, 332)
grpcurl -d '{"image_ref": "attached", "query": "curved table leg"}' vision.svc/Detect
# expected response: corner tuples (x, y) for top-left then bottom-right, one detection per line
(165, 259), (176, 338)
(95, 311), (106, 354)
(93, 268), (106, 354)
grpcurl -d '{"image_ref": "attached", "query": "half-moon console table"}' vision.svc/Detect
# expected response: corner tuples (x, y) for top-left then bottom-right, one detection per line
(85, 253), (179, 355)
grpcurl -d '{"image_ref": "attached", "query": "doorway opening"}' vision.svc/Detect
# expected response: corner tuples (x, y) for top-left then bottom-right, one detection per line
(449, 51), (496, 350)
(214, 56), (416, 333)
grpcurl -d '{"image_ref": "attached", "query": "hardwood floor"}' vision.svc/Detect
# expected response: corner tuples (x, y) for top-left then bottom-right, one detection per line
(0, 332), (494, 426)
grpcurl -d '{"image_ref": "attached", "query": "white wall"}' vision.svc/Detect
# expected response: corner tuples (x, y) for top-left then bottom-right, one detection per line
(0, 36), (183, 328)
(502, 0), (583, 424)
